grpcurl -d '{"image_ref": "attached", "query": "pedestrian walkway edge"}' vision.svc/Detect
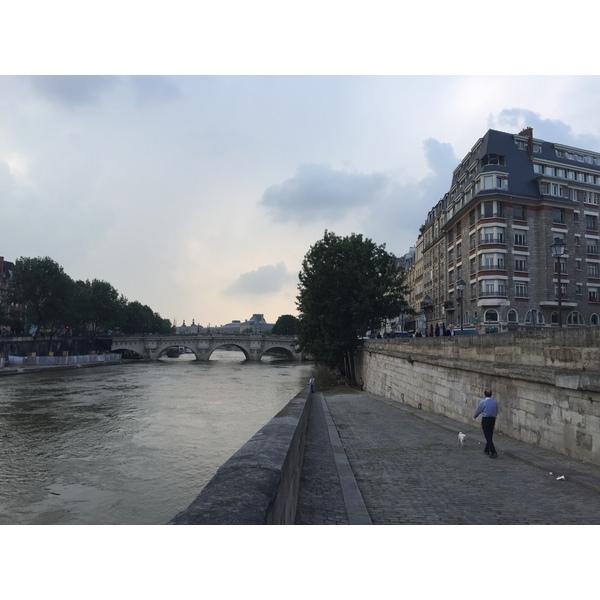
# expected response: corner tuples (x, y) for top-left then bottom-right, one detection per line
(318, 392), (372, 525)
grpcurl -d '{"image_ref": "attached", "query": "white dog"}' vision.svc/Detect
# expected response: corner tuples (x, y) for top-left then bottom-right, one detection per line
(458, 432), (467, 447)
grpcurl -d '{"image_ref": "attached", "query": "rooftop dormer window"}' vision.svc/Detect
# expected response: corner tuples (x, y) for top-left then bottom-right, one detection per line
(481, 154), (505, 167)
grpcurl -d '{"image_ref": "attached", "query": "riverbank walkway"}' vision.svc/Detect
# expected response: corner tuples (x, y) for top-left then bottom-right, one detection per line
(295, 387), (600, 525)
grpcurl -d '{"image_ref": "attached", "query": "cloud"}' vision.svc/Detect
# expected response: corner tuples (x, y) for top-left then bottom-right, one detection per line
(260, 163), (389, 223)
(259, 138), (457, 256)
(225, 262), (296, 295)
(130, 76), (181, 105)
(492, 108), (600, 151)
(29, 75), (120, 107)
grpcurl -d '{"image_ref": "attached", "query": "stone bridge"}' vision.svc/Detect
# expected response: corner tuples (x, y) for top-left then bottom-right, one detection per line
(110, 334), (304, 362)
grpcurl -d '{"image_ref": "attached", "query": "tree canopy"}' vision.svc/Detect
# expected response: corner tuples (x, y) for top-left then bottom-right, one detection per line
(296, 230), (409, 382)
(271, 314), (299, 335)
(3, 255), (171, 337)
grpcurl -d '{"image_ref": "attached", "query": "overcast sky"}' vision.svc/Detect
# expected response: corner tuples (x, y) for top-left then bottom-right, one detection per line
(2, 6), (600, 327)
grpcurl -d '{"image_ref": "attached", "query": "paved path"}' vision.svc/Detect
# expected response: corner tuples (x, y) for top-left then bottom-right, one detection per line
(295, 388), (600, 525)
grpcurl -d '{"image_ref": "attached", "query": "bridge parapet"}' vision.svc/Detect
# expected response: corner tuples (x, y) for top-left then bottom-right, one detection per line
(110, 334), (303, 362)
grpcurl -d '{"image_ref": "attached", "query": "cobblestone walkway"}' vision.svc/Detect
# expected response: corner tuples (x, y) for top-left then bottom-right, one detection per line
(296, 388), (600, 525)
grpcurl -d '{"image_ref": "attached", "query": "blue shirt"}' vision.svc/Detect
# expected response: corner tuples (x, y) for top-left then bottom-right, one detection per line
(474, 397), (499, 418)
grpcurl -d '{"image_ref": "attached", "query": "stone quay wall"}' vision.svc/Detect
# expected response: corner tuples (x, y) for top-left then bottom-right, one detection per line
(168, 386), (312, 525)
(356, 328), (600, 466)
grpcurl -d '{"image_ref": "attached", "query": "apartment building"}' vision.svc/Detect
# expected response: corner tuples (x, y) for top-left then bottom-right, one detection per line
(405, 127), (600, 332)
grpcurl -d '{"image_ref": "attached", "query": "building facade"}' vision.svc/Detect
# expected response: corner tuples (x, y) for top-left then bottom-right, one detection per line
(405, 127), (600, 332)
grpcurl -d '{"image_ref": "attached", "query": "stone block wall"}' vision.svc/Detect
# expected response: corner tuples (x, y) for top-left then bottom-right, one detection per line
(357, 328), (600, 466)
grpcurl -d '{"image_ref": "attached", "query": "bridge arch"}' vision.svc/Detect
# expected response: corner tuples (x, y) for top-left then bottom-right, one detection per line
(259, 344), (296, 361)
(207, 343), (251, 361)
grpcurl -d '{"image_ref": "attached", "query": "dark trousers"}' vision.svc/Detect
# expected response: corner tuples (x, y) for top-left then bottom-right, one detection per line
(481, 417), (496, 455)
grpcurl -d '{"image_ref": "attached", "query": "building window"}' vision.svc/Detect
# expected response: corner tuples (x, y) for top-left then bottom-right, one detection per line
(481, 254), (505, 270)
(592, 313), (600, 326)
(484, 309), (499, 322)
(514, 257), (527, 271)
(567, 311), (585, 325)
(587, 263), (600, 277)
(553, 207), (565, 223)
(533, 143), (542, 153)
(514, 232), (527, 246)
(526, 309), (544, 326)
(586, 215), (598, 231)
(587, 242), (599, 255)
(481, 280), (506, 297)
(576, 259), (582, 271)
(481, 228), (504, 244)
(589, 287), (599, 302)
(482, 154), (505, 166)
(515, 283), (528, 298)
(513, 205), (526, 220)
(507, 309), (518, 323)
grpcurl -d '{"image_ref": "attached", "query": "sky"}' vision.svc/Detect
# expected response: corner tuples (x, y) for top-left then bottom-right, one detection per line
(4, 75), (600, 327)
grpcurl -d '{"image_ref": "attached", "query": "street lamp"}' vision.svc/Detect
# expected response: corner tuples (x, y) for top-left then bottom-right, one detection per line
(457, 279), (466, 333)
(551, 238), (566, 328)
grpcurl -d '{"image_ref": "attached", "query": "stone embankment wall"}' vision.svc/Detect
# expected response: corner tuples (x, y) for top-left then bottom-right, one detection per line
(168, 386), (312, 525)
(357, 328), (600, 466)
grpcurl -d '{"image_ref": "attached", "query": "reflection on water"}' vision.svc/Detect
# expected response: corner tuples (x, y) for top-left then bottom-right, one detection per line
(0, 350), (317, 524)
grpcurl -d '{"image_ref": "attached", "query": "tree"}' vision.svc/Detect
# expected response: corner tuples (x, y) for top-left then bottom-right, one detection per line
(296, 231), (409, 384)
(271, 314), (299, 335)
(8, 256), (75, 338)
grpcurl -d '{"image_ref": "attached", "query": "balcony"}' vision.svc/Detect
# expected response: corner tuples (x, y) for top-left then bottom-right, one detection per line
(479, 290), (507, 299)
(479, 236), (505, 247)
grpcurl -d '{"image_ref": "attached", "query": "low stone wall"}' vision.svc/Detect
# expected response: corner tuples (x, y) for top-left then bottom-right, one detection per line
(357, 328), (600, 466)
(168, 386), (313, 525)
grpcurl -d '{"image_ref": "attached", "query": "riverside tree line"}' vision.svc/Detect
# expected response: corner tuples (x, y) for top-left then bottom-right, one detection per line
(1, 256), (172, 338)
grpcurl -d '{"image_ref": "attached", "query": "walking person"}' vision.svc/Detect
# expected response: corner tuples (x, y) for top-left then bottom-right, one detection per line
(473, 388), (499, 458)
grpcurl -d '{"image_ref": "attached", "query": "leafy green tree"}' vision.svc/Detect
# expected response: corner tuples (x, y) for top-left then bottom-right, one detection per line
(89, 279), (124, 333)
(296, 231), (409, 384)
(8, 256), (75, 338)
(271, 314), (299, 335)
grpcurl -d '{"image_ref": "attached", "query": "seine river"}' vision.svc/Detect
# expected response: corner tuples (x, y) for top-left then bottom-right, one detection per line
(0, 350), (319, 525)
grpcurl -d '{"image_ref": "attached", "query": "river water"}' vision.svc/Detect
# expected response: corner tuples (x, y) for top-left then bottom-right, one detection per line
(0, 350), (318, 525)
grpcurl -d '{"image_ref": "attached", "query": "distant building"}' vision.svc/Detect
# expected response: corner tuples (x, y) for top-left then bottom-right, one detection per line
(217, 313), (274, 334)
